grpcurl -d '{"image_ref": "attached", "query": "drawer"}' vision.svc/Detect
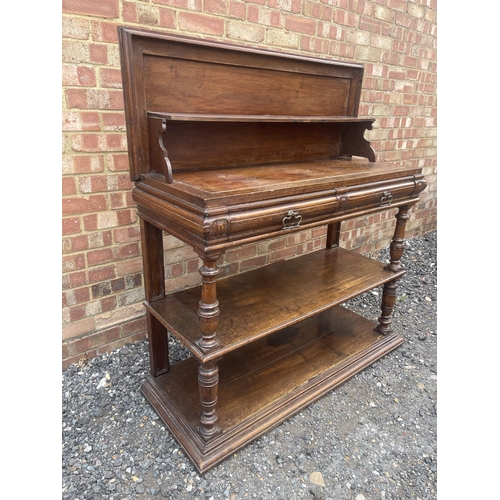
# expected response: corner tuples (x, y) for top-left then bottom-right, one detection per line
(209, 195), (339, 241)
(337, 178), (418, 215)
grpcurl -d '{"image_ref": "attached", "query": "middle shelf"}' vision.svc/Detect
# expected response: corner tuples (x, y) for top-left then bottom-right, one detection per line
(146, 246), (405, 363)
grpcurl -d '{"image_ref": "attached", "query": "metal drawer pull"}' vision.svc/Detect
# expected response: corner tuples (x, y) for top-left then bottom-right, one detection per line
(282, 210), (302, 229)
(380, 191), (393, 206)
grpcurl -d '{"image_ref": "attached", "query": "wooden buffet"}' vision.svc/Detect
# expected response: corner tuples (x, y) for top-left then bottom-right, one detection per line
(118, 27), (427, 474)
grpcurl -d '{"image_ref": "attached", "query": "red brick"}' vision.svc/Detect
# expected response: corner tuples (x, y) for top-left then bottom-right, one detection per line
(83, 214), (98, 231)
(113, 226), (141, 243)
(90, 21), (119, 42)
(121, 316), (147, 336)
(102, 113), (125, 132)
(122, 1), (137, 22)
(225, 244), (258, 262)
(179, 12), (225, 35)
(69, 234), (89, 252)
(204, 0), (228, 15)
(63, 217), (81, 235)
(100, 296), (117, 312)
(87, 248), (115, 266)
(62, 317), (95, 342)
(71, 133), (127, 152)
(116, 242), (140, 259)
(88, 265), (116, 283)
(109, 193), (126, 209)
(334, 9), (359, 27)
(62, 195), (107, 216)
(89, 44), (108, 64)
(229, 1), (246, 19)
(72, 156), (104, 175)
(100, 68), (122, 88)
(393, 106), (410, 116)
(62, 177), (77, 195)
(63, 286), (90, 307)
(269, 247), (296, 263)
(86, 89), (124, 110)
(62, 65), (96, 87)
(159, 7), (176, 27)
(68, 271), (88, 288)
(62, 0), (119, 18)
(359, 15), (384, 34)
(285, 15), (317, 34)
(69, 304), (87, 322)
(117, 209), (137, 226)
(66, 88), (87, 108)
(240, 255), (267, 270)
(108, 154), (130, 172)
(291, 0), (301, 13)
(69, 326), (121, 354)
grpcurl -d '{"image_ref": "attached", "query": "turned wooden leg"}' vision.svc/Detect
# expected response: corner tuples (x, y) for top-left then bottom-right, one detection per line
(198, 360), (221, 440)
(385, 205), (411, 273)
(375, 280), (398, 335)
(375, 206), (410, 335)
(197, 253), (222, 351)
(196, 252), (223, 439)
(140, 219), (169, 377)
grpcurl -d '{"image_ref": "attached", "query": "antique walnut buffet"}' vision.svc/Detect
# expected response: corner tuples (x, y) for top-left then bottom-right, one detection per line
(118, 27), (427, 474)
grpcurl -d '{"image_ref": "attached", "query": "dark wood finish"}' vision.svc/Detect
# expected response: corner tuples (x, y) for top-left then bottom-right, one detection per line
(140, 219), (169, 377)
(326, 221), (341, 249)
(145, 247), (405, 363)
(375, 205), (411, 336)
(118, 27), (427, 473)
(141, 306), (403, 473)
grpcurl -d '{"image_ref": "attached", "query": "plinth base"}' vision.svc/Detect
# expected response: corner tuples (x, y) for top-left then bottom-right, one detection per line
(141, 305), (403, 474)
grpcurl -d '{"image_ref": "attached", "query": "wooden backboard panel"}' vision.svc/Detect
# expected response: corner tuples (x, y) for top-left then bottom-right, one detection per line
(144, 56), (352, 116)
(118, 28), (365, 180)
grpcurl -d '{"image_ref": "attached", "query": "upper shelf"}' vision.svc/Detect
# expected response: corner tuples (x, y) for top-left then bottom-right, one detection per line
(145, 247), (405, 363)
(147, 111), (376, 124)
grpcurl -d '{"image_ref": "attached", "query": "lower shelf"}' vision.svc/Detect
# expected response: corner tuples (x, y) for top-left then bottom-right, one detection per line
(141, 305), (403, 474)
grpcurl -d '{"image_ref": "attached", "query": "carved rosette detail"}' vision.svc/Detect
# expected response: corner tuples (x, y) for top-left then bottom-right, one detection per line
(209, 218), (230, 239)
(338, 195), (349, 211)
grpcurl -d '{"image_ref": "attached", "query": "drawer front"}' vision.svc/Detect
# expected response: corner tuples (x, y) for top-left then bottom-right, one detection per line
(205, 178), (419, 242)
(337, 179), (418, 215)
(218, 196), (339, 241)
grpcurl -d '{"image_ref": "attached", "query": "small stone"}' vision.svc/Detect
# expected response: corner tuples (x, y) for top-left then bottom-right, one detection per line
(309, 472), (326, 487)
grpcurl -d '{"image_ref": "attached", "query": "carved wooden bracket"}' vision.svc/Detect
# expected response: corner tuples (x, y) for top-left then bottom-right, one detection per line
(148, 116), (173, 183)
(340, 121), (376, 162)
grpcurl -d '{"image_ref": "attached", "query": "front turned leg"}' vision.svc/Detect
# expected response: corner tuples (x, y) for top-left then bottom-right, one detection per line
(197, 253), (222, 351)
(198, 360), (221, 440)
(196, 252), (223, 439)
(375, 206), (410, 335)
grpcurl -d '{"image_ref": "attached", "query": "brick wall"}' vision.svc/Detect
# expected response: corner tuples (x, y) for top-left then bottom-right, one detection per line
(62, 0), (437, 370)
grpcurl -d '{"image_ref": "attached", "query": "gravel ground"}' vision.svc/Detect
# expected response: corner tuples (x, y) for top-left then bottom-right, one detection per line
(62, 231), (437, 500)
